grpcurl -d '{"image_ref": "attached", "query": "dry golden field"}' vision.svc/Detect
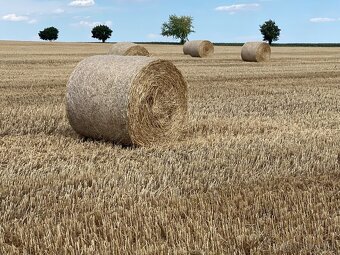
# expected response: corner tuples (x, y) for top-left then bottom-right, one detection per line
(0, 41), (339, 254)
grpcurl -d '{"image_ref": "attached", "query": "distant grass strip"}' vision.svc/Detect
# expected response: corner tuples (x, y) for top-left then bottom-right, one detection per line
(135, 42), (340, 47)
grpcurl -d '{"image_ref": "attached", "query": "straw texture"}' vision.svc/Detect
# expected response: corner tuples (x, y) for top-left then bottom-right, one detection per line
(66, 55), (187, 146)
(241, 42), (271, 62)
(108, 42), (150, 56)
(183, 40), (214, 58)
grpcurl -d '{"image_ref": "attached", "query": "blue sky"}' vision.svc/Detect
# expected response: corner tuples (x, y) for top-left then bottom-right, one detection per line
(0, 0), (340, 43)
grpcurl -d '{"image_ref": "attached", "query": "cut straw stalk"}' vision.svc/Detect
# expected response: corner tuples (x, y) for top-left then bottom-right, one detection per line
(66, 55), (187, 146)
(241, 42), (271, 62)
(183, 40), (214, 58)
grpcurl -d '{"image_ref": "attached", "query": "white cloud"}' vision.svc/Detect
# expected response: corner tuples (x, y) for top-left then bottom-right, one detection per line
(115, 0), (152, 2)
(105, 21), (113, 26)
(73, 15), (91, 20)
(69, 0), (95, 7)
(76, 20), (112, 28)
(309, 17), (337, 23)
(53, 8), (65, 14)
(147, 33), (160, 39)
(2, 13), (37, 24)
(78, 20), (100, 27)
(2, 13), (29, 22)
(28, 19), (37, 24)
(215, 3), (260, 14)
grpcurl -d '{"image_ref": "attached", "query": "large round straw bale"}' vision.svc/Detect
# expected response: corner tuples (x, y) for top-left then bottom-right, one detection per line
(241, 42), (271, 62)
(183, 40), (214, 58)
(108, 42), (149, 56)
(66, 55), (187, 146)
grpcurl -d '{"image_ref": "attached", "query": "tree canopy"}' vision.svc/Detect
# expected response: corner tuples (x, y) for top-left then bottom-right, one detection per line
(259, 20), (281, 45)
(161, 15), (194, 44)
(38, 27), (59, 41)
(91, 25), (113, 43)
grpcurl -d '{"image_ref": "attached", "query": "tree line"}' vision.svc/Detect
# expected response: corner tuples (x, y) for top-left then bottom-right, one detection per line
(38, 25), (113, 42)
(38, 15), (281, 45)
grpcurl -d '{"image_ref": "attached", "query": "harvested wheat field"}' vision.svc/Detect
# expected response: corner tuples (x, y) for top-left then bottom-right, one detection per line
(0, 41), (339, 254)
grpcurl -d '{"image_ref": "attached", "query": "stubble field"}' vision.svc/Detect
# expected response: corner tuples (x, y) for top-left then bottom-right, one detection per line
(0, 41), (339, 254)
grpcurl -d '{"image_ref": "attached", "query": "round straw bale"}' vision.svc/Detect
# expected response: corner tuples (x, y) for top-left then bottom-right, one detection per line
(66, 55), (187, 146)
(183, 40), (214, 58)
(241, 42), (271, 62)
(108, 42), (149, 56)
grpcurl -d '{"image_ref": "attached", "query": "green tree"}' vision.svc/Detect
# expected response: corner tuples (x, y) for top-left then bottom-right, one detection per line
(259, 20), (281, 45)
(91, 25), (113, 43)
(161, 15), (194, 44)
(38, 27), (59, 41)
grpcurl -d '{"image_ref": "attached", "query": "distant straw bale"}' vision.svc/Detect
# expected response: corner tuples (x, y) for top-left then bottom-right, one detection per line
(241, 42), (271, 62)
(66, 55), (187, 146)
(108, 42), (150, 56)
(183, 40), (214, 58)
